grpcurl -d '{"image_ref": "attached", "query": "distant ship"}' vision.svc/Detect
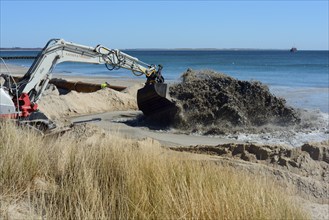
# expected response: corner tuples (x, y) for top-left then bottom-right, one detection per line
(290, 47), (297, 52)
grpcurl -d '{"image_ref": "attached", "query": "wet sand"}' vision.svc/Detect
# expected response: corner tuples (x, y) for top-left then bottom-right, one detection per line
(70, 111), (242, 147)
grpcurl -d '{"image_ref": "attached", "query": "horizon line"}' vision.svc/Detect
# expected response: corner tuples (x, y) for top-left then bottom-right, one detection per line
(0, 47), (328, 51)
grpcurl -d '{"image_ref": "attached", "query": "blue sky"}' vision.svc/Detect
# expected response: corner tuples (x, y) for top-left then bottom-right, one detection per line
(0, 1), (328, 50)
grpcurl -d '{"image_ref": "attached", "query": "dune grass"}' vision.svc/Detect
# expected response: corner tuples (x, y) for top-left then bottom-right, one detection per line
(0, 121), (307, 219)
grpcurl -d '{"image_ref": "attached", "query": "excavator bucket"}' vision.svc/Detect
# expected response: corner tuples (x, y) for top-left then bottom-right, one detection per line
(137, 84), (178, 123)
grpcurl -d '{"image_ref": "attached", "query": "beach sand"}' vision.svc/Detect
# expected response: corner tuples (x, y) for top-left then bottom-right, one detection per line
(1, 63), (328, 219)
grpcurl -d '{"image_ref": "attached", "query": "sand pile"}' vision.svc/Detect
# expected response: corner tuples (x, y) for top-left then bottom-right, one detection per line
(169, 69), (300, 134)
(38, 84), (138, 121)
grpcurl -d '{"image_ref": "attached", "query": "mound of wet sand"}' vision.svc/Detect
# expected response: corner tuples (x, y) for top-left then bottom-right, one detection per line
(171, 140), (329, 203)
(169, 69), (300, 134)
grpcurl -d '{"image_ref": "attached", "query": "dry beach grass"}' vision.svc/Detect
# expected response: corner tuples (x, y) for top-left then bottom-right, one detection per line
(0, 122), (307, 219)
(2, 63), (328, 219)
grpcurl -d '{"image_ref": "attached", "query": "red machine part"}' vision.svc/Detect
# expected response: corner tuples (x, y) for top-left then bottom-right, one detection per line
(15, 93), (38, 117)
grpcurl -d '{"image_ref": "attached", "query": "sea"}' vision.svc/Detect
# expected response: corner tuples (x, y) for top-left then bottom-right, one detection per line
(1, 49), (328, 113)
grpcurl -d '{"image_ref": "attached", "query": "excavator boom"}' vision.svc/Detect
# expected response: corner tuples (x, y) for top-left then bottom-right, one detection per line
(0, 38), (173, 131)
(16, 39), (160, 103)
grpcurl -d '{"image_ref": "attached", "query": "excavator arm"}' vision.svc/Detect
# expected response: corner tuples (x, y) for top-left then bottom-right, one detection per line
(17, 38), (163, 104)
(1, 38), (174, 132)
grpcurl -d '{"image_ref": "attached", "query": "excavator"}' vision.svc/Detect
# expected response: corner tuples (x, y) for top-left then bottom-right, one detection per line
(0, 39), (177, 131)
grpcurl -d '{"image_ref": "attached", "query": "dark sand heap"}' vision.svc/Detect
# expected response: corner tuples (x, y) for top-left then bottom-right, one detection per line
(169, 69), (300, 134)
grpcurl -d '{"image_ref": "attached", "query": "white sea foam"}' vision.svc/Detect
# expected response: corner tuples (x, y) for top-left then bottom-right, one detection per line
(227, 110), (329, 147)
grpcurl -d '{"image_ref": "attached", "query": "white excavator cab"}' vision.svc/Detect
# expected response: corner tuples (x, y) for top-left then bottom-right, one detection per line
(0, 87), (16, 117)
(0, 59), (19, 118)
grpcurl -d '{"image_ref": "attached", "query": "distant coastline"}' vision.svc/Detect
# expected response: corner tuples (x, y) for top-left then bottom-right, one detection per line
(120, 48), (293, 51)
(0, 47), (42, 51)
(1, 47), (327, 52)
(0, 47), (286, 51)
